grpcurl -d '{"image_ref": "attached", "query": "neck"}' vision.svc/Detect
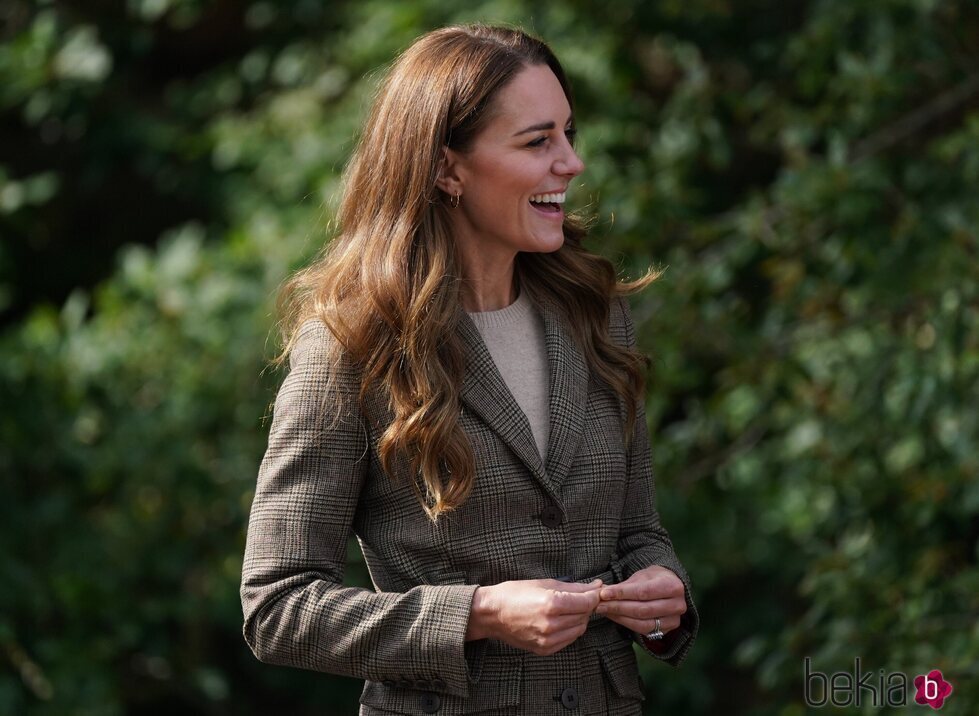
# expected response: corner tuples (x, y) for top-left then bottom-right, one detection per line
(454, 241), (520, 313)
(460, 264), (519, 312)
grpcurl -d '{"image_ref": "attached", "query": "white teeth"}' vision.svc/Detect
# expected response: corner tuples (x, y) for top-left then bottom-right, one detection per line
(529, 191), (566, 204)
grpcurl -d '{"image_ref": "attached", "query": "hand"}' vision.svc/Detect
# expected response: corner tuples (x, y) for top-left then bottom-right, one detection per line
(467, 578), (603, 656)
(594, 565), (686, 637)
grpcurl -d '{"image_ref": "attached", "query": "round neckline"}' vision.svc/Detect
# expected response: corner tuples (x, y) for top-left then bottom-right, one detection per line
(466, 288), (534, 329)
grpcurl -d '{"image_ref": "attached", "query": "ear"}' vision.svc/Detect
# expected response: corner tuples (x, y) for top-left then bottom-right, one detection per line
(435, 146), (465, 196)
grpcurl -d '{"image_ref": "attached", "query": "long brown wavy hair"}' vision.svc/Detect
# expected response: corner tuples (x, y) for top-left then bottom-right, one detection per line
(277, 24), (657, 521)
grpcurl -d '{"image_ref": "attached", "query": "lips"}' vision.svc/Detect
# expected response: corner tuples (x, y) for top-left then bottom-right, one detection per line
(531, 203), (561, 215)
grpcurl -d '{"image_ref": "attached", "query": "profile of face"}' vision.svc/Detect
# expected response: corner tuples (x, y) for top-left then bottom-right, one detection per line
(438, 64), (586, 264)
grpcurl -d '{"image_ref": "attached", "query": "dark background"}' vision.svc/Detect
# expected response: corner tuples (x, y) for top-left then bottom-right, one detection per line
(2, 0), (977, 713)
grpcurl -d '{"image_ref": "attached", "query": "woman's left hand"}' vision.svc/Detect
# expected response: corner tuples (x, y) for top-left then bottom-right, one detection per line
(593, 565), (687, 636)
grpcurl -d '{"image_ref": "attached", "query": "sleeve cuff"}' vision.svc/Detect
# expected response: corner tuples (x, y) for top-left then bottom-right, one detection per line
(427, 584), (482, 697)
(607, 553), (700, 667)
(635, 623), (689, 660)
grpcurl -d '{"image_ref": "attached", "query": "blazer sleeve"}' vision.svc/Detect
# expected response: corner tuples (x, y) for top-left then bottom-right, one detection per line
(607, 297), (700, 667)
(240, 319), (481, 697)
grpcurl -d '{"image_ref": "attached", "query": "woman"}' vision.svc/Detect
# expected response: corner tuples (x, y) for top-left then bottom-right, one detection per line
(241, 24), (699, 715)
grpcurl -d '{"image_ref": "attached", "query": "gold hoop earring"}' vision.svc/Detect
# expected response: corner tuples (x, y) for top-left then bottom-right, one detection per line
(449, 192), (461, 209)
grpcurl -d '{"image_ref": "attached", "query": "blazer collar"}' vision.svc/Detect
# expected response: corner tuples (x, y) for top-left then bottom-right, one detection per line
(457, 290), (588, 499)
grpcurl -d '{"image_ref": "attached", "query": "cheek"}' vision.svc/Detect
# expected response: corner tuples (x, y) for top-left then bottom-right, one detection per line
(468, 184), (529, 221)
(465, 155), (538, 202)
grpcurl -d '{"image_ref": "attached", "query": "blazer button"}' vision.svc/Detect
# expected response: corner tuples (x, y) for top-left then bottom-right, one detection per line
(540, 504), (563, 528)
(396, 678), (413, 689)
(431, 677), (447, 690)
(560, 686), (579, 709)
(419, 691), (441, 713)
(414, 678), (431, 689)
(382, 680), (395, 687)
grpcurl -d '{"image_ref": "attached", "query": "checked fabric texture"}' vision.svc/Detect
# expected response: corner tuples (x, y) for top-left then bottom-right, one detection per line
(241, 292), (700, 715)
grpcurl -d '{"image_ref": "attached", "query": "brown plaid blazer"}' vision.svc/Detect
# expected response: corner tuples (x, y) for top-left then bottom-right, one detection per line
(241, 293), (700, 715)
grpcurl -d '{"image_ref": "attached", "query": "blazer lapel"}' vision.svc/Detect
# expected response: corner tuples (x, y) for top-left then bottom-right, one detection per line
(457, 312), (549, 491)
(535, 294), (588, 487)
(456, 293), (589, 498)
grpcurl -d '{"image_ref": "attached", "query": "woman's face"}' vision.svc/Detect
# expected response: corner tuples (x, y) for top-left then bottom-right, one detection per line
(442, 64), (585, 263)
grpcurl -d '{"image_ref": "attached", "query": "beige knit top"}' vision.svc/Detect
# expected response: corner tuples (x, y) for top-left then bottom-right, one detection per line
(466, 289), (550, 461)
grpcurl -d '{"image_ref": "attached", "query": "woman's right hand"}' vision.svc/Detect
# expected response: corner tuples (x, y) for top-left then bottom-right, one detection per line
(465, 578), (603, 656)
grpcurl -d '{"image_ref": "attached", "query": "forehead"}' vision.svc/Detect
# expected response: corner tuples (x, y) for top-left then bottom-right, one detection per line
(484, 64), (572, 132)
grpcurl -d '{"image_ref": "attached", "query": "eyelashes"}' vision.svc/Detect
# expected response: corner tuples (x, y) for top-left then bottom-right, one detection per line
(528, 128), (578, 148)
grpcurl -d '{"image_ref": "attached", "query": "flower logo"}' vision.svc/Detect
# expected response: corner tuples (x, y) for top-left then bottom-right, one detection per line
(914, 669), (953, 710)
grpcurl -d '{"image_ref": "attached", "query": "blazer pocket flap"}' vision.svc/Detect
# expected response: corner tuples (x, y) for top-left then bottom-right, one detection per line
(360, 653), (522, 715)
(598, 642), (646, 702)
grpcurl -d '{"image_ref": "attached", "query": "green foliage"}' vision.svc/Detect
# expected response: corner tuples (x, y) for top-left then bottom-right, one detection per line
(2, 0), (978, 713)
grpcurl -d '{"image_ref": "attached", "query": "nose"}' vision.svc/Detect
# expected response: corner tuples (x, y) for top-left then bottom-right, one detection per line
(554, 139), (585, 178)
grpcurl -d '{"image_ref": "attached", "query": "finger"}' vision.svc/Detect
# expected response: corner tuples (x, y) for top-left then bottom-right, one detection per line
(600, 580), (682, 602)
(538, 623), (590, 655)
(547, 613), (590, 631)
(604, 613), (682, 635)
(549, 578), (603, 592)
(595, 597), (685, 619)
(549, 587), (603, 615)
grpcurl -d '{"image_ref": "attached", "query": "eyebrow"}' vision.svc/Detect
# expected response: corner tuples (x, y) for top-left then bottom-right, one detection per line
(512, 115), (575, 137)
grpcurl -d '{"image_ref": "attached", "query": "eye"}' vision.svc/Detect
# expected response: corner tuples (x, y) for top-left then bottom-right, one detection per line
(527, 128), (577, 149)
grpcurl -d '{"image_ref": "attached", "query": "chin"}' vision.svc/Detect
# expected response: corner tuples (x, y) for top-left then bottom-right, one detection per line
(526, 234), (565, 254)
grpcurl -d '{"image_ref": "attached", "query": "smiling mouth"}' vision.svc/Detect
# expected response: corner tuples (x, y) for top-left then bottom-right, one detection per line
(529, 191), (566, 214)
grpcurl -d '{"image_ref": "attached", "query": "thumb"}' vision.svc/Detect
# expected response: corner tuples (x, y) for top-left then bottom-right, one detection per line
(554, 578), (603, 593)
(551, 581), (604, 614)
